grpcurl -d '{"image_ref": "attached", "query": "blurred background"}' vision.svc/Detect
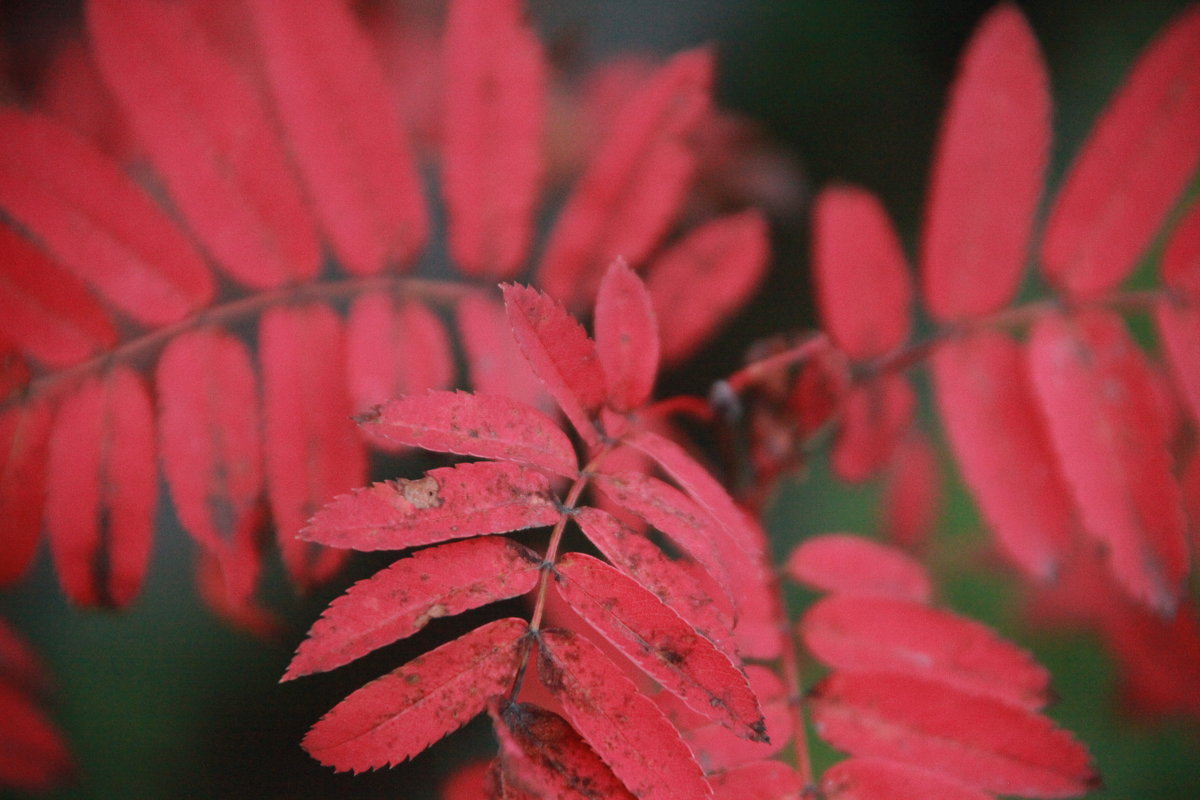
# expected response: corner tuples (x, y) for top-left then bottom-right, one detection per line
(1, 0), (1197, 797)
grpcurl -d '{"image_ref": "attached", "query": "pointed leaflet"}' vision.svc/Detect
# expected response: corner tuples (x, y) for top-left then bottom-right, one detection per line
(537, 627), (713, 800)
(0, 110), (212, 325)
(710, 762), (803, 800)
(1028, 309), (1188, 613)
(503, 283), (606, 444)
(645, 210), (770, 365)
(1041, 7), (1200, 297)
(0, 682), (73, 793)
(933, 330), (1075, 580)
(802, 595), (1050, 709)
(345, 293), (454, 432)
(822, 758), (991, 800)
(261, 304), (367, 589)
(88, 0), (320, 288)
(809, 671), (1098, 797)
(879, 430), (942, 550)
(596, 259), (660, 412)
(361, 391), (578, 478)
(0, 223), (115, 368)
(286, 537), (540, 680)
(0, 401), (51, 586)
(554, 553), (764, 739)
(831, 374), (915, 483)
(157, 329), (262, 604)
(302, 461), (559, 551)
(625, 429), (760, 557)
(442, 0), (545, 278)
(920, 5), (1049, 321)
(538, 49), (713, 309)
(785, 533), (932, 603)
(1156, 203), (1200, 426)
(45, 367), (156, 608)
(456, 292), (548, 413)
(814, 185), (911, 358)
(674, 666), (792, 773)
(592, 471), (731, 600)
(251, 0), (428, 274)
(303, 617), (527, 772)
(489, 700), (636, 800)
(574, 506), (736, 657)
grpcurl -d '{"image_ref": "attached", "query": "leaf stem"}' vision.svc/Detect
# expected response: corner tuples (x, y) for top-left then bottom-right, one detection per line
(512, 456), (599, 700)
(4, 274), (478, 411)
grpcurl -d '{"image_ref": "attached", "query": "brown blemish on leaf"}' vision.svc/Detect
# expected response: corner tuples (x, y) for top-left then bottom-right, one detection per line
(396, 475), (444, 509)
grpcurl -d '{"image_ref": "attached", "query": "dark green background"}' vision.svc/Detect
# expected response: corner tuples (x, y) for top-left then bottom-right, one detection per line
(2, 1), (1196, 797)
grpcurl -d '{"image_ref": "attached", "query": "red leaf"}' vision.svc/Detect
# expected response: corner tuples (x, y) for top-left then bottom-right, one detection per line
(831, 374), (915, 483)
(490, 700), (635, 800)
(593, 470), (732, 601)
(361, 390), (578, 479)
(574, 506), (736, 657)
(88, 0), (321, 289)
(286, 537), (541, 680)
(710, 761), (802, 800)
(595, 259), (660, 412)
(157, 329), (262, 558)
(1028, 310), (1189, 612)
(1157, 203), (1200, 426)
(822, 758), (991, 800)
(809, 671), (1098, 797)
(0, 110), (213, 325)
(346, 293), (454, 429)
(251, 0), (427, 274)
(36, 36), (132, 159)
(0, 682), (73, 793)
(784, 533), (932, 603)
(676, 666), (792, 773)
(1102, 592), (1200, 719)
(194, 546), (278, 638)
(920, 5), (1049, 321)
(45, 367), (156, 608)
(303, 617), (527, 772)
(0, 223), (115, 369)
(442, 0), (545, 278)
(456, 292), (548, 413)
(625, 430), (760, 559)
(1041, 7), (1200, 297)
(159, 330), (265, 621)
(502, 283), (606, 444)
(261, 304), (366, 589)
(802, 595), (1050, 709)
(554, 552), (764, 740)
(598, 462), (782, 660)
(814, 185), (911, 358)
(932, 330), (1075, 580)
(0, 618), (46, 694)
(537, 627), (713, 800)
(440, 759), (494, 800)
(645, 209), (770, 365)
(879, 430), (941, 550)
(303, 461), (559, 551)
(537, 49), (713, 309)
(0, 401), (51, 586)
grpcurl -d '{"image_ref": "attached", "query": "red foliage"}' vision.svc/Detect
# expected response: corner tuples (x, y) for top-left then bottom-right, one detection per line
(2, 1), (1198, 797)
